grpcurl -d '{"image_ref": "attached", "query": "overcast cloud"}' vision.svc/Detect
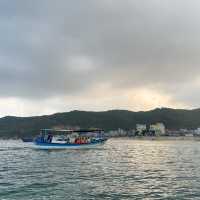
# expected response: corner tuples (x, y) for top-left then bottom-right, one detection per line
(0, 0), (200, 116)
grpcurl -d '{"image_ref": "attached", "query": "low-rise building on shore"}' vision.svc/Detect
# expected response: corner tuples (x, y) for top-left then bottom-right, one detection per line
(149, 123), (166, 136)
(135, 124), (147, 136)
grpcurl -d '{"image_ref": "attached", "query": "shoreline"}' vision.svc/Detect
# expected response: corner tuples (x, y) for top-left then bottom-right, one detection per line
(106, 136), (200, 141)
(130, 136), (200, 140)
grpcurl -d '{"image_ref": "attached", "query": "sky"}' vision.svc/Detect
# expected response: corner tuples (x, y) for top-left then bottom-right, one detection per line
(0, 0), (200, 117)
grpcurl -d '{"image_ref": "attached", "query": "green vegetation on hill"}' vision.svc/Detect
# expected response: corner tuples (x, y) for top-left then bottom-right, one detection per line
(1, 108), (200, 138)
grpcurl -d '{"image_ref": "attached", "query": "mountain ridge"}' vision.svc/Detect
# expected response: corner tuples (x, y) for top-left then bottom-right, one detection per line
(1, 107), (200, 138)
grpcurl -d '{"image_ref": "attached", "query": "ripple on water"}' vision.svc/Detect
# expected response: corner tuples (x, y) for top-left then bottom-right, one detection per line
(0, 139), (200, 199)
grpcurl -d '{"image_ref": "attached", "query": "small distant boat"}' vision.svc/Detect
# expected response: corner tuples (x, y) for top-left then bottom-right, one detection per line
(33, 129), (107, 149)
(21, 138), (33, 142)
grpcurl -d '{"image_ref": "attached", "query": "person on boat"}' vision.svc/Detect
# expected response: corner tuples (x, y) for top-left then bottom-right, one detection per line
(87, 137), (91, 143)
(65, 137), (70, 144)
(47, 133), (53, 143)
(83, 137), (87, 144)
(80, 137), (83, 144)
(75, 138), (79, 144)
(82, 137), (86, 144)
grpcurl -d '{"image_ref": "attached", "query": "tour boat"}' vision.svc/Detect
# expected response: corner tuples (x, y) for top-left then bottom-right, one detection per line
(33, 129), (107, 149)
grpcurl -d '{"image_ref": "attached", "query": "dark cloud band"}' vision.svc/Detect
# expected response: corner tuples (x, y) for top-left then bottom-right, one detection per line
(0, 0), (199, 107)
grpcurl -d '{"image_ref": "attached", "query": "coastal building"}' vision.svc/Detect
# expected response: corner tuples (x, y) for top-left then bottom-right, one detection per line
(117, 128), (127, 136)
(194, 128), (200, 136)
(179, 128), (194, 136)
(167, 129), (183, 136)
(127, 129), (135, 137)
(106, 130), (118, 137)
(149, 123), (166, 136)
(106, 129), (128, 137)
(180, 128), (188, 133)
(136, 124), (147, 136)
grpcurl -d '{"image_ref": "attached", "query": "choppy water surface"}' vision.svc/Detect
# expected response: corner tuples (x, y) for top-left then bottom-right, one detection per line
(0, 139), (200, 199)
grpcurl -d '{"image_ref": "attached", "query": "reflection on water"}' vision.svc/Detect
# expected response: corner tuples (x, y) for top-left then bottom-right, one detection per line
(0, 139), (200, 199)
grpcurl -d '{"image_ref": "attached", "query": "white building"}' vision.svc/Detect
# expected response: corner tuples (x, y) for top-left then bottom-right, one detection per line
(150, 123), (166, 136)
(194, 128), (200, 135)
(136, 124), (147, 135)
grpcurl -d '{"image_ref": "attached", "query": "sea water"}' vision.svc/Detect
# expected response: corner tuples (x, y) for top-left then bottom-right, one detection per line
(0, 139), (200, 200)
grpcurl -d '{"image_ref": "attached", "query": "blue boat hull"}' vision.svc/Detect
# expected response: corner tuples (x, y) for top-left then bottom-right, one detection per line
(33, 139), (107, 149)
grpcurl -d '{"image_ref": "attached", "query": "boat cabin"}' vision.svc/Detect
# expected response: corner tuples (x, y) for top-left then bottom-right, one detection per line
(35, 128), (105, 145)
